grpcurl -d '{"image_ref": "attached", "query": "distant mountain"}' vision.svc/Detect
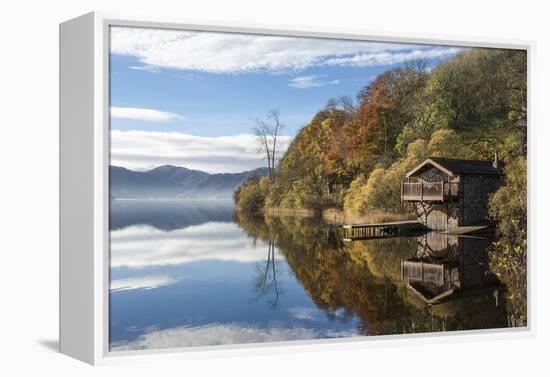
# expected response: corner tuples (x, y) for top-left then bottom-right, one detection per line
(110, 165), (269, 199)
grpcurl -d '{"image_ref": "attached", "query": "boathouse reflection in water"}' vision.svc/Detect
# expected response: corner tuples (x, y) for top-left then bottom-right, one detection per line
(401, 232), (501, 305)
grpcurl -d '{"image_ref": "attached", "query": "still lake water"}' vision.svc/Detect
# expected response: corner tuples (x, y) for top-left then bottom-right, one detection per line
(109, 200), (514, 351)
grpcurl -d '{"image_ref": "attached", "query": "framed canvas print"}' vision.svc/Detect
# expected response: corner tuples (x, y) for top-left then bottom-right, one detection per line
(60, 12), (532, 365)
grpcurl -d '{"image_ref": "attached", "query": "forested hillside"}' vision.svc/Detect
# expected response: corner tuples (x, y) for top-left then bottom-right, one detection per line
(235, 48), (526, 217)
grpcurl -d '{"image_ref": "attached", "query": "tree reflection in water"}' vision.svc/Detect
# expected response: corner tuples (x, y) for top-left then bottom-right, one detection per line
(254, 238), (282, 308)
(235, 211), (524, 336)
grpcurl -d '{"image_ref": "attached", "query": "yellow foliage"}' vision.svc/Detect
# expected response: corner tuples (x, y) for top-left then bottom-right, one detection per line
(343, 138), (429, 215)
(427, 129), (471, 158)
(343, 175), (368, 215)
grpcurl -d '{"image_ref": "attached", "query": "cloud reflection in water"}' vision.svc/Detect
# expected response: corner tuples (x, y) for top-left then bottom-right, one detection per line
(111, 322), (359, 350)
(111, 221), (277, 268)
(110, 275), (179, 292)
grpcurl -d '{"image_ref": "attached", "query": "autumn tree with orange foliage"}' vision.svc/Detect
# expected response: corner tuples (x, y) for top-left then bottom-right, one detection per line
(345, 62), (430, 173)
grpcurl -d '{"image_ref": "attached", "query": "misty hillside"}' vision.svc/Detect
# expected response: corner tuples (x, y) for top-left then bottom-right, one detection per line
(110, 165), (269, 199)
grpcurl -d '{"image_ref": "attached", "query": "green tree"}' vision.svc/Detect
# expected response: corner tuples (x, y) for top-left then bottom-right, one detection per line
(427, 129), (471, 158)
(488, 156), (527, 326)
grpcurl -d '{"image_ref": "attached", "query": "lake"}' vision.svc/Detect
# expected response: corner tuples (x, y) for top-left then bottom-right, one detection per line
(109, 200), (515, 351)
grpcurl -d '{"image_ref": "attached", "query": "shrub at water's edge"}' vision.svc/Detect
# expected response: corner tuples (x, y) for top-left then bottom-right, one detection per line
(233, 175), (271, 216)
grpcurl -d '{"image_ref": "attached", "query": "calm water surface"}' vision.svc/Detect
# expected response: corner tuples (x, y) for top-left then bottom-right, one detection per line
(109, 200), (514, 351)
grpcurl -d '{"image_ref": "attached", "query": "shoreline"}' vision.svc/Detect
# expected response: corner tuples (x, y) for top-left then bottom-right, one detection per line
(322, 208), (415, 225)
(258, 206), (414, 226)
(264, 207), (318, 218)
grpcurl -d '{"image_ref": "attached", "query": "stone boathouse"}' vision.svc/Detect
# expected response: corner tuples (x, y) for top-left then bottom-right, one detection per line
(401, 157), (504, 231)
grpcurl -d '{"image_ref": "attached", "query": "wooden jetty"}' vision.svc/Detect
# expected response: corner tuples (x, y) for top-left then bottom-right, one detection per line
(342, 220), (424, 242)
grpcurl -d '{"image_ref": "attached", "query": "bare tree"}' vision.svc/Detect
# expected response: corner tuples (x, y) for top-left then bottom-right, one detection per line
(253, 117), (273, 180)
(253, 110), (285, 182)
(268, 110), (283, 180)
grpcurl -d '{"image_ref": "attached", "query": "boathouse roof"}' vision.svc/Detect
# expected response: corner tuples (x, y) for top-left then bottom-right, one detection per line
(406, 157), (505, 178)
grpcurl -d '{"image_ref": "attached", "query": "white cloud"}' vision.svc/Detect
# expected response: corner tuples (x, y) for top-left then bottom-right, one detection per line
(127, 65), (161, 73)
(110, 222), (279, 269)
(111, 107), (184, 122)
(110, 129), (292, 173)
(288, 75), (341, 89)
(324, 47), (462, 67)
(110, 26), (461, 74)
(110, 322), (359, 350)
(110, 275), (179, 292)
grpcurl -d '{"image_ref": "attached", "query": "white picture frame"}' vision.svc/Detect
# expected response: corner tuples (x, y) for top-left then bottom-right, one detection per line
(59, 11), (535, 365)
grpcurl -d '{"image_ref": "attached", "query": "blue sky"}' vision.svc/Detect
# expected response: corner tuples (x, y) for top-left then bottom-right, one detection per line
(109, 26), (461, 173)
(111, 55), (381, 136)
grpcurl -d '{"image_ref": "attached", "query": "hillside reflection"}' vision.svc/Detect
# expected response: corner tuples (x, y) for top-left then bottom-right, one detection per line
(235, 212), (515, 335)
